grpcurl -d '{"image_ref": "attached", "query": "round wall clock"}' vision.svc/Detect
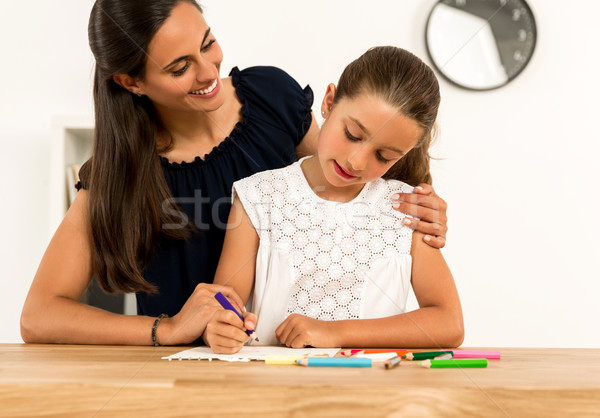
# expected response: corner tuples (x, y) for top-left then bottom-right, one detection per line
(425, 0), (537, 91)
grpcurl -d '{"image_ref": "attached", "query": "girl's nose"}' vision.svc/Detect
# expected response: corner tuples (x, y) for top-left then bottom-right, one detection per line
(347, 144), (368, 172)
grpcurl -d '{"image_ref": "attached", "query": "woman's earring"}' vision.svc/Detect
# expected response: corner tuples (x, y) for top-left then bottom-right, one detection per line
(321, 110), (326, 117)
(136, 92), (142, 97)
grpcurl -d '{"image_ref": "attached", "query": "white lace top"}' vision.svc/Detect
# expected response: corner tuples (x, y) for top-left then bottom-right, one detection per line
(232, 157), (414, 345)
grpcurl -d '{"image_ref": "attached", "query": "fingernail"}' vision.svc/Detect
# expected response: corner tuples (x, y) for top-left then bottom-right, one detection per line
(242, 306), (247, 313)
(246, 321), (255, 330)
(392, 203), (400, 209)
(392, 194), (400, 201)
(403, 218), (411, 226)
(415, 186), (423, 191)
(424, 235), (431, 242)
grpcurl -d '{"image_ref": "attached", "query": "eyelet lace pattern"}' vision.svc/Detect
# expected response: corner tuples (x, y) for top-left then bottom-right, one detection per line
(234, 158), (413, 321)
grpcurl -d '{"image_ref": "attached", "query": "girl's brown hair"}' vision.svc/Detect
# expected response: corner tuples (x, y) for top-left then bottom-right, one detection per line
(82, 0), (202, 293)
(333, 46), (441, 186)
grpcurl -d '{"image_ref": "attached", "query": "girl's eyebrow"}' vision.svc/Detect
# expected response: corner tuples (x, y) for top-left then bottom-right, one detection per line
(162, 27), (212, 70)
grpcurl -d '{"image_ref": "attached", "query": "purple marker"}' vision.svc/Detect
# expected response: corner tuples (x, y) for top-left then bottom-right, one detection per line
(214, 292), (259, 342)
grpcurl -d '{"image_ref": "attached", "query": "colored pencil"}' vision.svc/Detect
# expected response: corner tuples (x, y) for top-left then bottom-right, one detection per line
(341, 349), (410, 357)
(451, 350), (501, 359)
(403, 351), (453, 361)
(419, 359), (488, 368)
(296, 358), (372, 367)
(384, 356), (402, 370)
(214, 292), (258, 341)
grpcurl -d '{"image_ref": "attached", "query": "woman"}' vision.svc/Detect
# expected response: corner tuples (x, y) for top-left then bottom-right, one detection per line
(20, 0), (448, 346)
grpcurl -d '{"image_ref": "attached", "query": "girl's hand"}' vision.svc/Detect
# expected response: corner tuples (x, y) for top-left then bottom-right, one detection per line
(275, 314), (337, 348)
(393, 183), (448, 249)
(202, 309), (257, 354)
(158, 283), (245, 346)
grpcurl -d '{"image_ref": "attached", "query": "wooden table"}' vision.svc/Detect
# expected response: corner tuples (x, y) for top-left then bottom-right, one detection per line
(1, 345), (599, 417)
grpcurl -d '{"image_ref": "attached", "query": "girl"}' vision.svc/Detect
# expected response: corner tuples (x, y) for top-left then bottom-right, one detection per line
(21, 0), (449, 346)
(206, 46), (463, 353)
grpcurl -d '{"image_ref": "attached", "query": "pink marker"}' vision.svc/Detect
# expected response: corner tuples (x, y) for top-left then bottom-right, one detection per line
(452, 350), (500, 359)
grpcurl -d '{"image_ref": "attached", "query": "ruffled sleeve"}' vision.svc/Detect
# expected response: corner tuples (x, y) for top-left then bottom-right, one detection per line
(229, 66), (313, 146)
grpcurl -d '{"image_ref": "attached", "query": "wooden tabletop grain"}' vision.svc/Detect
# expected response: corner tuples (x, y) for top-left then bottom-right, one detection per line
(1, 344), (599, 417)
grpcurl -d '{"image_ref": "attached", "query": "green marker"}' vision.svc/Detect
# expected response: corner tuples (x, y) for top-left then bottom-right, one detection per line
(402, 351), (453, 361)
(419, 359), (488, 368)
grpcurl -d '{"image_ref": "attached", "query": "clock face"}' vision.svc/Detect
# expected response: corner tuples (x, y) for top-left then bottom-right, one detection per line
(425, 0), (537, 91)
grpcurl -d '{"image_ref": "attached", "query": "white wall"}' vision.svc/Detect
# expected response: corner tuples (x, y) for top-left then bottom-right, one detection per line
(1, 0), (599, 347)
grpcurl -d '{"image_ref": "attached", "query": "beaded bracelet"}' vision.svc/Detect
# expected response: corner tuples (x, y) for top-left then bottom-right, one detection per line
(152, 314), (168, 346)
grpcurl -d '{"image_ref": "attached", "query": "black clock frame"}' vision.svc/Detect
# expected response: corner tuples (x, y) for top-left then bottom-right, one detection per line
(425, 0), (538, 91)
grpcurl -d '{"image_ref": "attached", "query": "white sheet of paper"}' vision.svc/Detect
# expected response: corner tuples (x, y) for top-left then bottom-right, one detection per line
(162, 346), (340, 362)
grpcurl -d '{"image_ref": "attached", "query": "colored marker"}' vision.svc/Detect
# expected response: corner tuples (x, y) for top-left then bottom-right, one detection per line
(353, 352), (399, 361)
(341, 349), (410, 357)
(384, 356), (402, 370)
(451, 350), (501, 359)
(434, 353), (453, 360)
(419, 359), (488, 368)
(214, 292), (258, 342)
(403, 351), (454, 361)
(265, 356), (304, 365)
(296, 358), (372, 367)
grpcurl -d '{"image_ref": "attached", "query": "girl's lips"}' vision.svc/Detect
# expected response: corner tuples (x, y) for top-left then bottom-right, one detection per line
(333, 160), (357, 179)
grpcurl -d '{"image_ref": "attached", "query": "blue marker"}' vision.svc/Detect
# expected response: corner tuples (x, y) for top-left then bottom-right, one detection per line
(214, 292), (259, 342)
(296, 358), (372, 367)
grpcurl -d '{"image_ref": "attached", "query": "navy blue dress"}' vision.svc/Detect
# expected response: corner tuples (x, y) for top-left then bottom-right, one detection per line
(80, 66), (313, 318)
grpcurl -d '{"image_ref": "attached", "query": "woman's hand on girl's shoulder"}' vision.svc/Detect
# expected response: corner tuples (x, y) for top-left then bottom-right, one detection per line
(393, 183), (448, 249)
(275, 314), (338, 348)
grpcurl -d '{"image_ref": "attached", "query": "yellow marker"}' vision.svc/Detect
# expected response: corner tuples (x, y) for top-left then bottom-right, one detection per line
(265, 356), (303, 365)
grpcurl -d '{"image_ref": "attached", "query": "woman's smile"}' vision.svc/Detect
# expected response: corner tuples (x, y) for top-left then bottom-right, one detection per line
(189, 78), (219, 98)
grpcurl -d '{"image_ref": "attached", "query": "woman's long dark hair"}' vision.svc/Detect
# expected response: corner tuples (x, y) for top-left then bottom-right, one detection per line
(84, 0), (202, 293)
(334, 46), (441, 186)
